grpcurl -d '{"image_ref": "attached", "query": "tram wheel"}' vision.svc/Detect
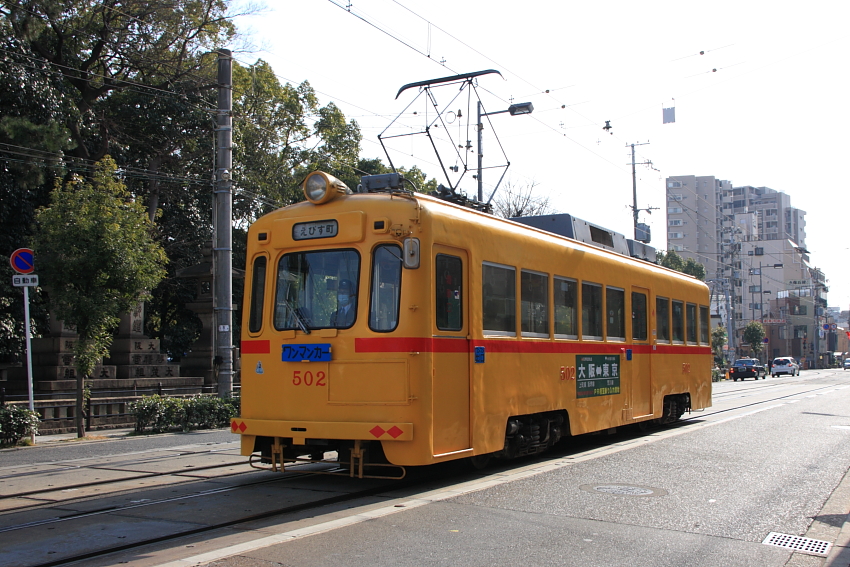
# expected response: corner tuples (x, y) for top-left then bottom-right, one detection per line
(469, 454), (493, 470)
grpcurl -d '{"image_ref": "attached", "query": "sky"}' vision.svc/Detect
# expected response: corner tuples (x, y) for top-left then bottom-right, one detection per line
(232, 0), (850, 313)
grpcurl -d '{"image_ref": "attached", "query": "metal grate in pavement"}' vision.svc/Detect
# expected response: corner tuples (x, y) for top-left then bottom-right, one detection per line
(762, 532), (832, 557)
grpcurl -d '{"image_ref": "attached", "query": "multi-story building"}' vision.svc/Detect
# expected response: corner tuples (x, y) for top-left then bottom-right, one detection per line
(665, 176), (828, 365)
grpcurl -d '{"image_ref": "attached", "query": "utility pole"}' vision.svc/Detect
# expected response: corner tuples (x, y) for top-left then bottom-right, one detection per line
(627, 142), (657, 241)
(214, 49), (233, 397)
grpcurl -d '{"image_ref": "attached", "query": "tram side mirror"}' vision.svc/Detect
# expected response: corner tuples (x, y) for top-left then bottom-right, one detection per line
(402, 237), (420, 269)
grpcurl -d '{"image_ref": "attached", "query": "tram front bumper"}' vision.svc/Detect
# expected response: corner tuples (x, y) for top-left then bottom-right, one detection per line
(231, 418), (414, 456)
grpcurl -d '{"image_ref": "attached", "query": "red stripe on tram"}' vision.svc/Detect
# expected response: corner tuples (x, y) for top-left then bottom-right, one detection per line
(242, 340), (271, 354)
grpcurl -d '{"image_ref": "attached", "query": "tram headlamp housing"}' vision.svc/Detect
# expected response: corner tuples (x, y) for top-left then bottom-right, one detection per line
(303, 171), (351, 205)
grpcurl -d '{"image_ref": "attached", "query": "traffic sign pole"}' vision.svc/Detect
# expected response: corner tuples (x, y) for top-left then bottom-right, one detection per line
(23, 286), (34, 414)
(10, 248), (36, 442)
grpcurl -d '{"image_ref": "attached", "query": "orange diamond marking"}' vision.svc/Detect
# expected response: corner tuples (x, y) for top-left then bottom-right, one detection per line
(370, 425), (386, 438)
(387, 426), (403, 439)
(238, 422), (247, 433)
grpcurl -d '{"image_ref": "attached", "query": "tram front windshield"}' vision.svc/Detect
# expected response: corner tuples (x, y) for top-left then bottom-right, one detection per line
(274, 249), (360, 330)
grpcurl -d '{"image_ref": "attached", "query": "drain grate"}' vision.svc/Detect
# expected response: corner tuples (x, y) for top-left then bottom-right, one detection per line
(762, 532), (832, 557)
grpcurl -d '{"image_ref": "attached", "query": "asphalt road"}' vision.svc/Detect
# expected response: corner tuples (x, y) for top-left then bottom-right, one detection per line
(2, 369), (849, 567)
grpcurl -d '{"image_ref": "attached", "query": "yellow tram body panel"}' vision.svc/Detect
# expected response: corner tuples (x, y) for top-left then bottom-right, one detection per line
(235, 181), (712, 469)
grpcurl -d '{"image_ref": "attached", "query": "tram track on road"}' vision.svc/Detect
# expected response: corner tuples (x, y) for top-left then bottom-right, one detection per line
(685, 370), (848, 422)
(12, 466), (428, 567)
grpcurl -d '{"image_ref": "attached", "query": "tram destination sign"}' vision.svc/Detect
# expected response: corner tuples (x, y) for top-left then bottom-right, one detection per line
(576, 354), (621, 398)
(292, 220), (338, 241)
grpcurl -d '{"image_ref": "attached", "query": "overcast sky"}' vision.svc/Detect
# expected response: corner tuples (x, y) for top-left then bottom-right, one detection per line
(234, 0), (850, 315)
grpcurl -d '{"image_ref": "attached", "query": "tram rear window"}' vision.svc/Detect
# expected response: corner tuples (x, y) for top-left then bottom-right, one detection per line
(483, 263), (516, 335)
(521, 271), (549, 337)
(370, 244), (402, 332)
(686, 303), (697, 343)
(672, 300), (684, 343)
(436, 255), (463, 331)
(582, 282), (602, 340)
(248, 256), (267, 334)
(554, 277), (577, 338)
(606, 287), (625, 341)
(632, 291), (648, 341)
(274, 249), (360, 331)
(656, 297), (670, 342)
(699, 305), (710, 344)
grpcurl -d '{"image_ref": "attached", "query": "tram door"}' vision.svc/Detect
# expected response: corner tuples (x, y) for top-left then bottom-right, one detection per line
(431, 246), (471, 456)
(630, 288), (653, 417)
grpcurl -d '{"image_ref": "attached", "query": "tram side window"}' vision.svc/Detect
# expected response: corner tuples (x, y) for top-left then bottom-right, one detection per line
(606, 287), (625, 341)
(482, 263), (516, 335)
(582, 282), (603, 340)
(436, 254), (463, 331)
(554, 277), (578, 338)
(521, 270), (549, 337)
(672, 300), (684, 343)
(699, 305), (710, 344)
(248, 256), (267, 334)
(686, 303), (697, 343)
(632, 291), (648, 341)
(656, 297), (670, 342)
(370, 244), (402, 332)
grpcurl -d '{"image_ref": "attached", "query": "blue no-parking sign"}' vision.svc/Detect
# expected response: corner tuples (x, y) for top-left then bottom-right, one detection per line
(10, 248), (34, 274)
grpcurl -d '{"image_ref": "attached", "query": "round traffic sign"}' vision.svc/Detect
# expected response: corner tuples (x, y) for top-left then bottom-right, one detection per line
(10, 248), (34, 274)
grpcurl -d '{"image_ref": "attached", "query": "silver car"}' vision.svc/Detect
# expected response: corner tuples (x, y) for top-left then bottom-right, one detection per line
(771, 357), (799, 377)
(843, 358), (850, 370)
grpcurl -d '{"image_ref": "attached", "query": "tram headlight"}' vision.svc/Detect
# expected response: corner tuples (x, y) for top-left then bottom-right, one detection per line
(303, 171), (351, 205)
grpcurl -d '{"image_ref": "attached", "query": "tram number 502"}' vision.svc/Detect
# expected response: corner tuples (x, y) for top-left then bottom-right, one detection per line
(292, 370), (327, 386)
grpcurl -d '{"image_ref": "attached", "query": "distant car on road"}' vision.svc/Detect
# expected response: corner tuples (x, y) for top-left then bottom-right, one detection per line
(771, 357), (800, 377)
(843, 358), (850, 371)
(730, 358), (766, 381)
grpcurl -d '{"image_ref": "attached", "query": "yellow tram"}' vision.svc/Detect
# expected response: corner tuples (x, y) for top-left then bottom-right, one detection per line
(232, 171), (712, 477)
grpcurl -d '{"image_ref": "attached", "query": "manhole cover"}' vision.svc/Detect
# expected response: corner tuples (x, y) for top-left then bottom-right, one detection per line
(762, 532), (831, 557)
(580, 484), (667, 497)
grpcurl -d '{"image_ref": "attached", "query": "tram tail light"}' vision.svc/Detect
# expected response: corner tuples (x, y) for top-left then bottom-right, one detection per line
(303, 171), (351, 204)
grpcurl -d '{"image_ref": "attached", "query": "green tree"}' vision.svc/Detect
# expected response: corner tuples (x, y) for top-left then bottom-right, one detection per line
(742, 321), (766, 359)
(711, 324), (728, 365)
(33, 157), (167, 437)
(657, 250), (706, 281)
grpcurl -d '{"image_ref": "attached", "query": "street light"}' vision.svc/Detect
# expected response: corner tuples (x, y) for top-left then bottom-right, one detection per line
(477, 101), (534, 201)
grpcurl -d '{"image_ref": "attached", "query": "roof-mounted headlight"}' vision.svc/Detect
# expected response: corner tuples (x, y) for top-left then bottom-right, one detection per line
(303, 171), (351, 205)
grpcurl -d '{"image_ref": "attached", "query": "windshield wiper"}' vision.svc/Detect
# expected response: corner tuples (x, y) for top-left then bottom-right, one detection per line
(283, 298), (310, 334)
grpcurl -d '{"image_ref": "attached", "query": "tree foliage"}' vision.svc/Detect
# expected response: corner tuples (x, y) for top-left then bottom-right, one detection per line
(657, 250), (706, 281)
(711, 324), (727, 364)
(491, 179), (553, 219)
(33, 157), (167, 378)
(742, 321), (766, 358)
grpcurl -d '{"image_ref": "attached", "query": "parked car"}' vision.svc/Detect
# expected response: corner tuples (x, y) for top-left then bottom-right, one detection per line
(843, 358), (850, 371)
(771, 357), (800, 377)
(730, 358), (766, 381)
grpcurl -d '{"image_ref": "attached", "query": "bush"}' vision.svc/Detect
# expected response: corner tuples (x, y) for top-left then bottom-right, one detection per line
(0, 405), (40, 446)
(130, 395), (239, 433)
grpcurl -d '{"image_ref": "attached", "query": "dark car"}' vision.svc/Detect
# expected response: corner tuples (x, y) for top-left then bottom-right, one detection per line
(730, 358), (766, 381)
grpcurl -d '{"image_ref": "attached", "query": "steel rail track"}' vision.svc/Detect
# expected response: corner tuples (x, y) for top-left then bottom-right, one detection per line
(20, 470), (419, 567)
